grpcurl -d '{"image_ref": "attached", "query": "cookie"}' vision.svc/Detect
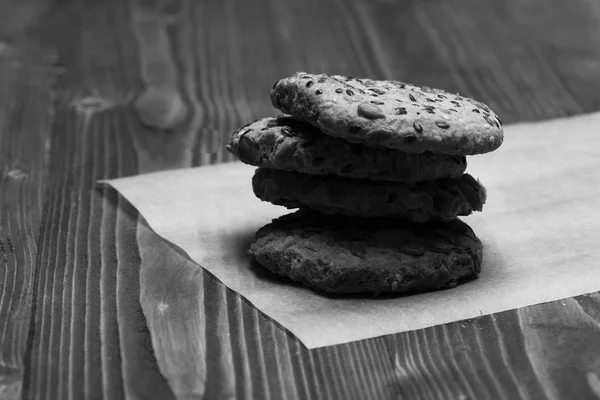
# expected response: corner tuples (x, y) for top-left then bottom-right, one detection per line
(270, 72), (503, 155)
(252, 168), (486, 222)
(226, 115), (467, 183)
(248, 210), (483, 294)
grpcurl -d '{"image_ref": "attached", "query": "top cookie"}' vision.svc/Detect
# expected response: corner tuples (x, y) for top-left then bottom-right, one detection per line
(271, 72), (503, 155)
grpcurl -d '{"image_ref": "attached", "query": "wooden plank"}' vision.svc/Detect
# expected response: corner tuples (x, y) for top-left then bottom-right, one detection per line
(21, 0), (185, 397)
(518, 294), (600, 399)
(0, 39), (56, 400)
(201, 291), (397, 400)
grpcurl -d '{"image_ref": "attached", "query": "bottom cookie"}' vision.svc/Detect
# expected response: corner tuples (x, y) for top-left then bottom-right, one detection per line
(248, 210), (483, 294)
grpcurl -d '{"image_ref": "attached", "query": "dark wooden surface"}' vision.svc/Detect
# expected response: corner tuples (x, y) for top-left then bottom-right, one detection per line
(1, 0), (600, 399)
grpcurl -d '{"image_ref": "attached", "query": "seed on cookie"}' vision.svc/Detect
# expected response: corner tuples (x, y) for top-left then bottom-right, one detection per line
(413, 122), (423, 133)
(357, 102), (385, 120)
(483, 115), (495, 126)
(371, 88), (386, 95)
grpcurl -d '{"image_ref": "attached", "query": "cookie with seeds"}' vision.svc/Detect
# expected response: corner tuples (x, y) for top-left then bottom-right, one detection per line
(271, 72), (503, 155)
(252, 168), (486, 222)
(226, 115), (467, 183)
(248, 210), (483, 294)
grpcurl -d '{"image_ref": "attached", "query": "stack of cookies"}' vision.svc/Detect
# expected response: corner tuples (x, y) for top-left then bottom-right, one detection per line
(226, 72), (503, 294)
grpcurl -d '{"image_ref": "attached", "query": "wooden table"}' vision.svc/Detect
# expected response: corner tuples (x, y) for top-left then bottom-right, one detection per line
(2, 0), (600, 399)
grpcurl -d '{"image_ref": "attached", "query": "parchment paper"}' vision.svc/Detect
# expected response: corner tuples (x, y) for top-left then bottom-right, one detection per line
(106, 112), (600, 349)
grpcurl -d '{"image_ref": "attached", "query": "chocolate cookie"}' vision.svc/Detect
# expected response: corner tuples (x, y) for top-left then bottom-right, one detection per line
(226, 115), (467, 183)
(271, 72), (503, 155)
(248, 210), (483, 294)
(252, 168), (486, 222)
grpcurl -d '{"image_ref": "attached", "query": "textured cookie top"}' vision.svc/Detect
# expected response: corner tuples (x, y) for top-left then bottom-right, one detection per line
(271, 72), (503, 155)
(226, 115), (467, 183)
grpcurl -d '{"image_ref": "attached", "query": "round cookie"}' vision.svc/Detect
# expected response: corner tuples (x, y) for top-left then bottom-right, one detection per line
(226, 115), (467, 183)
(248, 210), (483, 294)
(270, 72), (503, 155)
(252, 168), (486, 222)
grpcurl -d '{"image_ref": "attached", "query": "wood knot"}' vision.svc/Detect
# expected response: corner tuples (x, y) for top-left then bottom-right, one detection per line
(133, 88), (188, 131)
(6, 168), (27, 180)
(71, 96), (115, 114)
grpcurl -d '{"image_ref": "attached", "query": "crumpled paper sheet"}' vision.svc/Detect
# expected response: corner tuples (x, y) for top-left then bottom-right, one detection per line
(106, 112), (600, 349)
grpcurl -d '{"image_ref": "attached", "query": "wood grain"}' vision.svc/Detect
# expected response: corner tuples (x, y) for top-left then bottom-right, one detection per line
(2, 0), (600, 399)
(0, 39), (56, 399)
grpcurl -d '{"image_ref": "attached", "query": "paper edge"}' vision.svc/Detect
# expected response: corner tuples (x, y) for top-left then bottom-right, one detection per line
(101, 180), (311, 347)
